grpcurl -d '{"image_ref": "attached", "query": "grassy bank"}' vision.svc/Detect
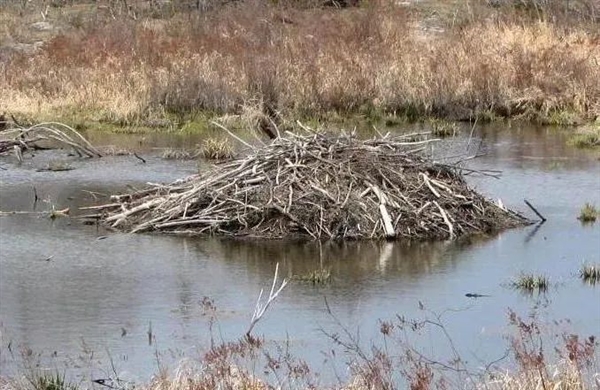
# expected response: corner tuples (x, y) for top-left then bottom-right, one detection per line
(1, 0), (599, 132)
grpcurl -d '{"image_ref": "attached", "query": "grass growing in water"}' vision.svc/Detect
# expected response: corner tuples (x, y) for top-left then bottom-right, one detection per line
(568, 127), (600, 148)
(428, 118), (459, 138)
(511, 273), (549, 293)
(580, 264), (600, 285)
(27, 371), (78, 390)
(293, 268), (332, 285)
(578, 203), (598, 222)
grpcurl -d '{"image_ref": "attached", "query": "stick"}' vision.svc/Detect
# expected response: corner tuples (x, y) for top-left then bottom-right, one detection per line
(210, 121), (254, 149)
(379, 204), (395, 238)
(466, 116), (478, 152)
(246, 263), (288, 337)
(524, 199), (547, 222)
(133, 153), (146, 163)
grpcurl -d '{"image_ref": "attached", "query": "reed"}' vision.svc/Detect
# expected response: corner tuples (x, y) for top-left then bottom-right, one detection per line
(579, 264), (600, 285)
(578, 203), (598, 222)
(511, 273), (550, 293)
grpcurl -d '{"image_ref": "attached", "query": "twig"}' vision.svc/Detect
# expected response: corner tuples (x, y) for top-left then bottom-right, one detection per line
(133, 152), (146, 163)
(524, 199), (547, 222)
(210, 121), (254, 149)
(246, 262), (288, 337)
(466, 115), (479, 152)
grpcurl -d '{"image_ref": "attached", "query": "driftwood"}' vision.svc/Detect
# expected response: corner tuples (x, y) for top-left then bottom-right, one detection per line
(90, 131), (528, 240)
(0, 122), (102, 159)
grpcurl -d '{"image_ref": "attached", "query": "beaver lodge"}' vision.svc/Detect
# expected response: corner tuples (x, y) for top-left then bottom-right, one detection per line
(90, 131), (528, 240)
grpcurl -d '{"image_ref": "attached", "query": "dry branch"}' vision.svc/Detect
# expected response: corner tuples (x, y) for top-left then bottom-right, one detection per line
(0, 122), (102, 158)
(88, 132), (529, 240)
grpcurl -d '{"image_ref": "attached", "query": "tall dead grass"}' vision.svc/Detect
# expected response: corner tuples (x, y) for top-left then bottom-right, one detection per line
(0, 0), (598, 127)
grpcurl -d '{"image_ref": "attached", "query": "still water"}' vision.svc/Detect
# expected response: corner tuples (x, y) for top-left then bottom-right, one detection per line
(1, 125), (599, 385)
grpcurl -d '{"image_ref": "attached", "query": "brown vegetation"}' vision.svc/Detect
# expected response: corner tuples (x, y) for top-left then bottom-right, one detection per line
(0, 0), (598, 129)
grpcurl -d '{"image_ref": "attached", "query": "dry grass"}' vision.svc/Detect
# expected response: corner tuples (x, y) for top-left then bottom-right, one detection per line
(0, 0), (599, 128)
(578, 203), (598, 222)
(481, 361), (595, 389)
(201, 137), (235, 160)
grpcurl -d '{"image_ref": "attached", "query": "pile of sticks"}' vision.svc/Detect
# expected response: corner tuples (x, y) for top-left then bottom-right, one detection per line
(0, 122), (102, 160)
(89, 131), (527, 240)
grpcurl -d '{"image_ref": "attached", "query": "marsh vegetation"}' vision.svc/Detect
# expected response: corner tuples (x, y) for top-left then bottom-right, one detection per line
(578, 203), (598, 223)
(510, 273), (550, 293)
(2, 305), (598, 390)
(0, 0), (598, 132)
(580, 264), (600, 285)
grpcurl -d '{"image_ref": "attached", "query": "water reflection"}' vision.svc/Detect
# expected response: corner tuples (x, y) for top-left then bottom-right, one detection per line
(202, 237), (493, 282)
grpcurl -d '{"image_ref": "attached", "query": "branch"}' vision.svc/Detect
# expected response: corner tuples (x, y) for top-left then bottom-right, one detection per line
(246, 262), (288, 337)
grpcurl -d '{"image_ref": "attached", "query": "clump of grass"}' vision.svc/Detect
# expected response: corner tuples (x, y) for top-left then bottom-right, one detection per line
(578, 203), (598, 222)
(161, 148), (198, 160)
(293, 268), (331, 285)
(428, 118), (458, 138)
(511, 273), (549, 293)
(201, 138), (234, 160)
(579, 264), (600, 285)
(542, 109), (582, 126)
(568, 127), (600, 148)
(27, 371), (78, 390)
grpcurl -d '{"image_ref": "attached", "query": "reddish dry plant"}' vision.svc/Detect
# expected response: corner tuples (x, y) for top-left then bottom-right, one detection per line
(560, 334), (597, 370)
(507, 309), (546, 372)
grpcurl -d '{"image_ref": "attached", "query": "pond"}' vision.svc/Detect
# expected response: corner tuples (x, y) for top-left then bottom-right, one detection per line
(0, 124), (599, 385)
